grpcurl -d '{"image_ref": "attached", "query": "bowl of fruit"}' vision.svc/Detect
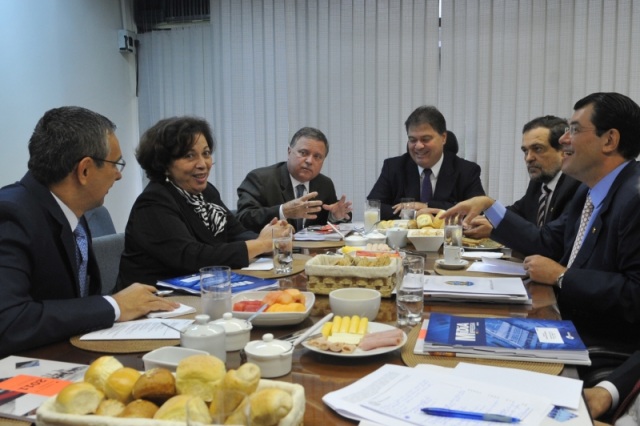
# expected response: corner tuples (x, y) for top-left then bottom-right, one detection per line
(231, 289), (315, 326)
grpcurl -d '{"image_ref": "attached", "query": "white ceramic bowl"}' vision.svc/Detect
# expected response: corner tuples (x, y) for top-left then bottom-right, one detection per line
(210, 312), (252, 351)
(364, 231), (387, 245)
(244, 334), (294, 378)
(344, 234), (368, 247)
(386, 227), (409, 248)
(142, 346), (209, 372)
(407, 230), (445, 252)
(329, 288), (381, 321)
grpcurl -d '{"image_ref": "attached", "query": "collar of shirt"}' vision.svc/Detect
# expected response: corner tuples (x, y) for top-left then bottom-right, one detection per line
(543, 170), (562, 192)
(50, 191), (79, 230)
(290, 177), (309, 196)
(418, 152), (444, 182)
(589, 161), (630, 209)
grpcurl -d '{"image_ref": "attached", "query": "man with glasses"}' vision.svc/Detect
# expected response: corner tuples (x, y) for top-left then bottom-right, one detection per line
(236, 127), (352, 232)
(442, 92), (640, 354)
(0, 106), (178, 356)
(465, 115), (581, 239)
(367, 105), (485, 220)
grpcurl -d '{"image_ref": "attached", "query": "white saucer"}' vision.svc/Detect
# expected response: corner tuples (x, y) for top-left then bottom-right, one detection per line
(435, 259), (469, 270)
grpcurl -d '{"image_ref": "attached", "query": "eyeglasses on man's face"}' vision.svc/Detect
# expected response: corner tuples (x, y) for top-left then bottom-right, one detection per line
(564, 124), (597, 137)
(90, 156), (126, 172)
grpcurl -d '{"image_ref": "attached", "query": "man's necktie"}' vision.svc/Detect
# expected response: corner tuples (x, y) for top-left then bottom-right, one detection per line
(537, 184), (551, 227)
(567, 194), (594, 267)
(420, 169), (433, 203)
(295, 184), (305, 231)
(74, 223), (89, 297)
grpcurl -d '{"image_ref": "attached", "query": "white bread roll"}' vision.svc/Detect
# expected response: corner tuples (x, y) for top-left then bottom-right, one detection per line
(432, 209), (446, 229)
(84, 355), (123, 393)
(132, 367), (176, 404)
(118, 399), (159, 418)
(209, 363), (260, 420)
(95, 398), (126, 416)
(154, 394), (211, 423)
(104, 367), (141, 403)
(225, 388), (293, 426)
(176, 354), (226, 402)
(55, 382), (104, 415)
(416, 213), (433, 228)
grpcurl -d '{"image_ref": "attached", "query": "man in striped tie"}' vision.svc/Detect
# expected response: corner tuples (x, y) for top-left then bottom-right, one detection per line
(442, 92), (640, 364)
(465, 116), (581, 244)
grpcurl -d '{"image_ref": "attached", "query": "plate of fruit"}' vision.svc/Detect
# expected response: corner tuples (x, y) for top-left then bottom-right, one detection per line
(231, 289), (315, 326)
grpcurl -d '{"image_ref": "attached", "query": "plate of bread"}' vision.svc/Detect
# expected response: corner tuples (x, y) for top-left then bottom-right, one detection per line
(37, 354), (304, 425)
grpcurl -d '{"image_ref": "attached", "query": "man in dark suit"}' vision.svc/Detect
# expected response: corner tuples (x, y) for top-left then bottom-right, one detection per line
(367, 105), (485, 220)
(442, 92), (640, 353)
(236, 127), (352, 232)
(0, 106), (178, 356)
(465, 115), (581, 239)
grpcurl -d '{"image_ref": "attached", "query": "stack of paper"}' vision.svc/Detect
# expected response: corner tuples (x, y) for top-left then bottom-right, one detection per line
(323, 362), (589, 425)
(293, 224), (352, 241)
(466, 257), (527, 276)
(415, 313), (591, 365)
(423, 275), (531, 304)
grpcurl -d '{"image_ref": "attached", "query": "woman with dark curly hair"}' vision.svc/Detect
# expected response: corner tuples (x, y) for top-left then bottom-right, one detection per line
(118, 116), (286, 287)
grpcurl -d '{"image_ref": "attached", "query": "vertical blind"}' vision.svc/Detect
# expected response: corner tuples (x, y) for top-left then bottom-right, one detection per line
(137, 0), (640, 218)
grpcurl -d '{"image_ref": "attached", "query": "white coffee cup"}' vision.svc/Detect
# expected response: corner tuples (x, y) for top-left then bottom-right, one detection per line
(443, 245), (464, 264)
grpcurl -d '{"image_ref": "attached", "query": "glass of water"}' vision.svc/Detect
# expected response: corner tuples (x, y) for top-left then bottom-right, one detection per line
(396, 255), (425, 327)
(200, 266), (232, 320)
(273, 227), (293, 274)
(400, 197), (416, 220)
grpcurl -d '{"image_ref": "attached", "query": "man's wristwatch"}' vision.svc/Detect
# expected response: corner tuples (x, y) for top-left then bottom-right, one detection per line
(555, 272), (565, 289)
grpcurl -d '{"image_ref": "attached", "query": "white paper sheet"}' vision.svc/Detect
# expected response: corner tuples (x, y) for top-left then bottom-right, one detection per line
(466, 257), (527, 276)
(79, 318), (193, 340)
(241, 258), (274, 271)
(323, 364), (553, 426)
(147, 303), (196, 318)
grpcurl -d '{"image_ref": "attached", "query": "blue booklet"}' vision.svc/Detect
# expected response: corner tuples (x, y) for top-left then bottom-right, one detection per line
(157, 272), (278, 295)
(419, 313), (590, 365)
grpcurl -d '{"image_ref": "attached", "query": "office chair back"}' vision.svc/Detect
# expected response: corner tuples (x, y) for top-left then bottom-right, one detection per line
(92, 233), (124, 295)
(85, 206), (116, 237)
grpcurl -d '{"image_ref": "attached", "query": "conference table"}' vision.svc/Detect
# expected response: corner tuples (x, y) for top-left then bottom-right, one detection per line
(13, 244), (568, 426)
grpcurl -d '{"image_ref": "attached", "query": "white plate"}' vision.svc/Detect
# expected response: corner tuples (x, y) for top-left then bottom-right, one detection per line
(435, 259), (469, 270)
(301, 322), (407, 358)
(462, 251), (503, 260)
(232, 291), (315, 326)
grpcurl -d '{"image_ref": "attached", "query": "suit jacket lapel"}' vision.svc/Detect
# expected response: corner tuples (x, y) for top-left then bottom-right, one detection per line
(433, 152), (456, 201)
(278, 163), (294, 203)
(404, 156), (422, 200)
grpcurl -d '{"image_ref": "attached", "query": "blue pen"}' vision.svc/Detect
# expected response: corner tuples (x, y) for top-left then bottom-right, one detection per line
(421, 407), (521, 423)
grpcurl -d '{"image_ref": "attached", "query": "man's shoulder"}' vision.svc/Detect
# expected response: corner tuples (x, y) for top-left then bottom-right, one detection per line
(246, 162), (286, 176)
(445, 152), (481, 171)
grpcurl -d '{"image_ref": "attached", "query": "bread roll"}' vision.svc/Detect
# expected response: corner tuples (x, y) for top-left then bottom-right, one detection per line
(176, 354), (226, 402)
(132, 367), (176, 404)
(225, 388), (293, 426)
(84, 355), (123, 393)
(209, 363), (260, 419)
(55, 382), (104, 415)
(154, 394), (211, 423)
(118, 399), (159, 418)
(416, 213), (433, 228)
(104, 367), (141, 403)
(432, 210), (446, 229)
(96, 398), (125, 416)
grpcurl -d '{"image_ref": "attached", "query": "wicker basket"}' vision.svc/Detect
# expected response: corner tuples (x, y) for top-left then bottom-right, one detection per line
(304, 254), (400, 298)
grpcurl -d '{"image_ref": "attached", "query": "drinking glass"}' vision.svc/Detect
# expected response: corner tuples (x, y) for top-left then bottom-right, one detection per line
(444, 223), (463, 247)
(200, 266), (232, 320)
(364, 199), (381, 232)
(396, 255), (424, 326)
(273, 227), (293, 274)
(400, 197), (416, 220)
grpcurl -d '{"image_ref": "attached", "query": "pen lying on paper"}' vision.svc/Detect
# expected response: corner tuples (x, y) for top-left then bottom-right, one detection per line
(421, 408), (521, 423)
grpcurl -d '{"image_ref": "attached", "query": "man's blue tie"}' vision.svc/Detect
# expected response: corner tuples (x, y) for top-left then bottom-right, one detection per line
(74, 223), (89, 297)
(420, 169), (433, 203)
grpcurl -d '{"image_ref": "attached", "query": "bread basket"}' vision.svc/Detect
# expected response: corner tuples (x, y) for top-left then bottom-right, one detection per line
(304, 254), (400, 298)
(36, 379), (304, 426)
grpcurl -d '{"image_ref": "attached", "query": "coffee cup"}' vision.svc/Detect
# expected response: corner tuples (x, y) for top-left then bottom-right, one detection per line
(443, 245), (464, 264)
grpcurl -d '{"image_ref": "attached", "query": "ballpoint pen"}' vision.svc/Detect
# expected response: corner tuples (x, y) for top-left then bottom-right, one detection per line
(421, 407), (521, 423)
